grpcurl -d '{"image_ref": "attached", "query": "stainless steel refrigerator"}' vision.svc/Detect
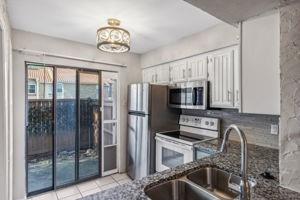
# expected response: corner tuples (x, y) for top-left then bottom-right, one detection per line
(127, 83), (179, 180)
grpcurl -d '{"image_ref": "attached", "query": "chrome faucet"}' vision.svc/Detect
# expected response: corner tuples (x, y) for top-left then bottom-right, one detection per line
(220, 125), (250, 200)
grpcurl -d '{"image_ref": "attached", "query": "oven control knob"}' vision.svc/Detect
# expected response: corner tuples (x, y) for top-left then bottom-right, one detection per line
(210, 121), (214, 126)
(205, 121), (209, 125)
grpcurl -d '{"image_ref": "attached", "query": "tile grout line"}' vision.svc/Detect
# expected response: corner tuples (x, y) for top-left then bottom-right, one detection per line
(34, 174), (128, 199)
(109, 175), (117, 182)
(55, 191), (59, 200)
(76, 185), (84, 198)
(56, 186), (81, 200)
(96, 175), (118, 188)
(77, 182), (101, 197)
(111, 174), (128, 182)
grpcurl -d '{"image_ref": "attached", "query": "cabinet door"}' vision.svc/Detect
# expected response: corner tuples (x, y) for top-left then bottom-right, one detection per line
(187, 55), (207, 81)
(150, 67), (157, 84)
(142, 68), (151, 83)
(142, 68), (157, 84)
(208, 49), (234, 108)
(170, 60), (187, 83)
(233, 47), (240, 108)
(156, 64), (170, 85)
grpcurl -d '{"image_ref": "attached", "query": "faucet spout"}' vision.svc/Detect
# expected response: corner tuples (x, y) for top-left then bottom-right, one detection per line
(220, 124), (250, 200)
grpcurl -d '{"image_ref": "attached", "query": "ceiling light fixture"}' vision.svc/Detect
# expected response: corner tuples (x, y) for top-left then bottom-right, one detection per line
(96, 18), (130, 53)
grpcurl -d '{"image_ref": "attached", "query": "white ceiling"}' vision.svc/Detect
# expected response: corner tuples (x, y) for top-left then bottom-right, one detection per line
(7, 0), (221, 54)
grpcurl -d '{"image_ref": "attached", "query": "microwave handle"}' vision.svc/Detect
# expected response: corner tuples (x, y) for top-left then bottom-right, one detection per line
(192, 88), (197, 105)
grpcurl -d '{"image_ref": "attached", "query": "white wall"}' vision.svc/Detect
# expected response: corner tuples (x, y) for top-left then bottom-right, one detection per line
(12, 29), (141, 199)
(241, 10), (280, 115)
(141, 22), (239, 67)
(0, 0), (13, 200)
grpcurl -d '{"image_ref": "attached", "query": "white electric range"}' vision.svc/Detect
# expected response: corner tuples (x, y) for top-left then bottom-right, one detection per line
(155, 115), (220, 172)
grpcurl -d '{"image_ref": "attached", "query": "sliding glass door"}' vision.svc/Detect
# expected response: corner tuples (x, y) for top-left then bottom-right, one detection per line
(26, 64), (103, 196)
(55, 68), (77, 186)
(26, 65), (54, 194)
(78, 71), (100, 179)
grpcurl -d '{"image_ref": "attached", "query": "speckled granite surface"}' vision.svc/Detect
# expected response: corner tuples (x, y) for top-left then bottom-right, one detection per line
(82, 140), (300, 200)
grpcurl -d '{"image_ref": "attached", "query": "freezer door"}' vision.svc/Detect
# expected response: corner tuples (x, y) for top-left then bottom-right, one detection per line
(128, 83), (150, 114)
(127, 113), (149, 180)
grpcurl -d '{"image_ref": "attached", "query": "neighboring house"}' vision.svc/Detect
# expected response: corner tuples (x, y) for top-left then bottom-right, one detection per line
(27, 67), (99, 100)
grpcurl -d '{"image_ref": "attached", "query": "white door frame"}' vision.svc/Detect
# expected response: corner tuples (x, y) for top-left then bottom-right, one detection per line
(0, 23), (13, 200)
(101, 71), (120, 176)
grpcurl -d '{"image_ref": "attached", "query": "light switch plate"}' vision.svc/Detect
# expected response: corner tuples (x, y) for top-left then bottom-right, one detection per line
(271, 124), (279, 135)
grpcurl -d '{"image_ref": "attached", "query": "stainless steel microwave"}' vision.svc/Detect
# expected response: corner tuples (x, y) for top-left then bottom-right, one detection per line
(168, 80), (207, 109)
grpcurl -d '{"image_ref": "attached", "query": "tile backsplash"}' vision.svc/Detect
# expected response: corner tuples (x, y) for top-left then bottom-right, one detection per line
(181, 109), (279, 149)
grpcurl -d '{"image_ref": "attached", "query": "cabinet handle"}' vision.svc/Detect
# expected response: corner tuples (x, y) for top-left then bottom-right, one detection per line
(183, 69), (186, 79)
(189, 68), (192, 78)
(156, 74), (158, 82)
(236, 90), (239, 102)
(228, 91), (231, 101)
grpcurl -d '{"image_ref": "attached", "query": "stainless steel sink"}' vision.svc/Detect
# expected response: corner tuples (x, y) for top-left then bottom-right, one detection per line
(145, 167), (256, 200)
(145, 179), (219, 200)
(187, 167), (256, 200)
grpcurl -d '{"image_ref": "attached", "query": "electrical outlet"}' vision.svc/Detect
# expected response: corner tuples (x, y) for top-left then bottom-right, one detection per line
(271, 124), (278, 135)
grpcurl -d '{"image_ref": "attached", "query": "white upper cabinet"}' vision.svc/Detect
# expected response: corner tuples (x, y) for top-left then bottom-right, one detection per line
(142, 45), (241, 110)
(233, 47), (240, 108)
(208, 47), (235, 108)
(241, 11), (280, 115)
(169, 60), (187, 83)
(142, 64), (170, 85)
(156, 64), (170, 84)
(187, 55), (207, 81)
(142, 67), (157, 84)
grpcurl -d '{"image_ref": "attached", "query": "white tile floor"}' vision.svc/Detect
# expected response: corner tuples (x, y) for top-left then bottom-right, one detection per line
(28, 173), (132, 200)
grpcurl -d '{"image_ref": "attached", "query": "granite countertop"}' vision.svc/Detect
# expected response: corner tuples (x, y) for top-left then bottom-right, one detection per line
(82, 140), (300, 200)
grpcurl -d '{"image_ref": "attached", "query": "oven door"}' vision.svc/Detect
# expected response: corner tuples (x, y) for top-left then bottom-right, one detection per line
(185, 81), (207, 109)
(155, 137), (193, 172)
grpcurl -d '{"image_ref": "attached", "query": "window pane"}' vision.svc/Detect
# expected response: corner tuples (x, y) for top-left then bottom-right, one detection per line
(103, 78), (117, 120)
(27, 65), (53, 193)
(79, 72), (99, 179)
(103, 123), (117, 146)
(55, 68), (76, 186)
(28, 84), (36, 94)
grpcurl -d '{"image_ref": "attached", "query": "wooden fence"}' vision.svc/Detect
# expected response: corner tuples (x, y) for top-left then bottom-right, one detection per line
(27, 99), (99, 158)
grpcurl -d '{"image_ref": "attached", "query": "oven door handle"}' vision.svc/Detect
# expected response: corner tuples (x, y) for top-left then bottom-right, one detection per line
(155, 136), (193, 150)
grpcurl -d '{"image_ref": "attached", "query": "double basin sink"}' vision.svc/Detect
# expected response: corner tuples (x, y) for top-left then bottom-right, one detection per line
(145, 167), (256, 200)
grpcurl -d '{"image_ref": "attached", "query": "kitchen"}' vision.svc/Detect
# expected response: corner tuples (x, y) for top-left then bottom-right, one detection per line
(0, 0), (299, 200)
